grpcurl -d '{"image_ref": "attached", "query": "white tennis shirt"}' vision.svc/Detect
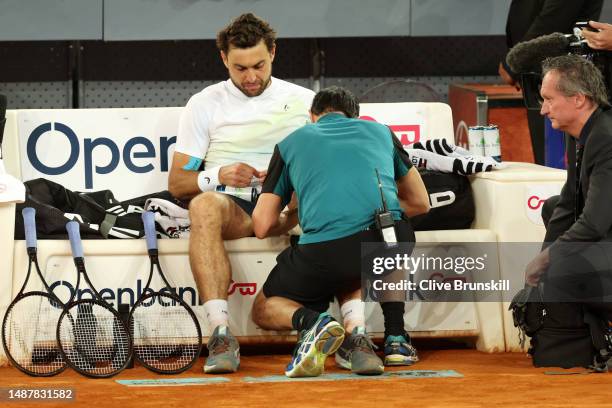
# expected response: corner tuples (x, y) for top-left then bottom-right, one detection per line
(176, 77), (314, 171)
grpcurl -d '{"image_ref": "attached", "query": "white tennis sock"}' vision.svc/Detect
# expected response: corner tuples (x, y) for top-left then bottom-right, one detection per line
(203, 299), (229, 331)
(413, 138), (473, 158)
(406, 148), (503, 175)
(341, 299), (366, 332)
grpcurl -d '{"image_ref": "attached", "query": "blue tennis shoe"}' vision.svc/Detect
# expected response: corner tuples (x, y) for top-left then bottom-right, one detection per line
(285, 313), (345, 378)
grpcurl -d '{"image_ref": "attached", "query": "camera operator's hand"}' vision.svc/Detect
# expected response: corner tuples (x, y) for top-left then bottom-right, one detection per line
(498, 62), (520, 91)
(582, 21), (612, 51)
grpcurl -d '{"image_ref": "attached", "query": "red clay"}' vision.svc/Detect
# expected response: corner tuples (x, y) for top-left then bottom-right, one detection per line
(1, 350), (611, 408)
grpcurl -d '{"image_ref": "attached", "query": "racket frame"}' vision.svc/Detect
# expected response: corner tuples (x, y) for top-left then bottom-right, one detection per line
(128, 211), (202, 374)
(56, 221), (133, 378)
(1, 207), (67, 377)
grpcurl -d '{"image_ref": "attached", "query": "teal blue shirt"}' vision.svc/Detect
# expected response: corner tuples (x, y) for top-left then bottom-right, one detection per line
(262, 113), (412, 244)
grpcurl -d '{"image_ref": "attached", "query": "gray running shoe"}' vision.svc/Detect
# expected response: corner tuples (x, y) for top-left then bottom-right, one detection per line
(335, 327), (384, 375)
(204, 325), (240, 374)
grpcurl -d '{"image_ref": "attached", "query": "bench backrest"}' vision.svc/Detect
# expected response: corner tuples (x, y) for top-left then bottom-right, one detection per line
(3, 102), (453, 200)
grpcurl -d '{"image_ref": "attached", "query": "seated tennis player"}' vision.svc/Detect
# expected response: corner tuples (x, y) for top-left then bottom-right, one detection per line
(167, 13), (314, 374)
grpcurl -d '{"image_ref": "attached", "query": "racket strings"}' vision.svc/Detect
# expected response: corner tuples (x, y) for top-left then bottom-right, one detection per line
(3, 295), (64, 375)
(58, 302), (130, 376)
(131, 293), (200, 372)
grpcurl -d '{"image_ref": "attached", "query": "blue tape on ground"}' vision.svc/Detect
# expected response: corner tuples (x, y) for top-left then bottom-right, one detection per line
(115, 370), (462, 386)
(242, 370), (463, 383)
(116, 377), (231, 387)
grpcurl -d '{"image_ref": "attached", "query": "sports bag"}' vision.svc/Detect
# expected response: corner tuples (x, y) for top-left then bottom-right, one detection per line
(410, 169), (474, 231)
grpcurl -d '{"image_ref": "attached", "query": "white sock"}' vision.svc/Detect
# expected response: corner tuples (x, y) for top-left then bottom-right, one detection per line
(341, 299), (366, 332)
(406, 148), (504, 175)
(413, 138), (473, 158)
(203, 299), (229, 331)
(413, 139), (506, 168)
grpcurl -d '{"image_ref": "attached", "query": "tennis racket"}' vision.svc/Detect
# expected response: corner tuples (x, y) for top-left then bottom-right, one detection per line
(128, 211), (202, 374)
(2, 207), (66, 376)
(56, 221), (132, 378)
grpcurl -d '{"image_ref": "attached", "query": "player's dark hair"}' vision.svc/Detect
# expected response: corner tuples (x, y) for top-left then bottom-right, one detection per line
(310, 86), (360, 118)
(216, 13), (276, 54)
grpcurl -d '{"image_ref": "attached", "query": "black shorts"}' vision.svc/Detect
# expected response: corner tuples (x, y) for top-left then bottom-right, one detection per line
(227, 195), (256, 217)
(262, 219), (415, 312)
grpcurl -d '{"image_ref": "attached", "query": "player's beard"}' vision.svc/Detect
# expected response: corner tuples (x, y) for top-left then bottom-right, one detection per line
(234, 74), (272, 97)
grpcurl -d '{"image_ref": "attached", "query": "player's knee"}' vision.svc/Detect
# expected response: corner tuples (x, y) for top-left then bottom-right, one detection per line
(189, 192), (230, 228)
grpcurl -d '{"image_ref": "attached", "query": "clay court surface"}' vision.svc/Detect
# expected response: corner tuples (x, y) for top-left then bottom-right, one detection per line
(1, 347), (612, 408)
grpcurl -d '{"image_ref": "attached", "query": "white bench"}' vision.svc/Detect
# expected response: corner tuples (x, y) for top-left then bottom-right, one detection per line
(0, 102), (564, 366)
(471, 163), (566, 351)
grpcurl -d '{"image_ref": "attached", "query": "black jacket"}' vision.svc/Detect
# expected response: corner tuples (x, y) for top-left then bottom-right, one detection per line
(503, 0), (603, 76)
(545, 108), (612, 243)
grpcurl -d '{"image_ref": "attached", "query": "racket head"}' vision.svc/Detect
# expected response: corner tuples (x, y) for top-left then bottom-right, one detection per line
(129, 291), (202, 374)
(2, 292), (66, 376)
(56, 299), (133, 378)
(134, 211), (202, 374)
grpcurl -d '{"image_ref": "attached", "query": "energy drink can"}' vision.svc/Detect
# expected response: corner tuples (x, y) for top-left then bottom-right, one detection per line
(468, 126), (485, 156)
(216, 185), (261, 203)
(483, 125), (501, 162)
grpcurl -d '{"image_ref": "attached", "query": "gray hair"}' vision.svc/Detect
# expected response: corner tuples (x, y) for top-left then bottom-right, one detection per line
(542, 55), (610, 108)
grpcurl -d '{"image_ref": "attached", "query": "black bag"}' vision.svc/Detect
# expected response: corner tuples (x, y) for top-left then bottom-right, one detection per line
(410, 169), (474, 231)
(528, 301), (596, 369)
(511, 287), (612, 370)
(14, 178), (181, 239)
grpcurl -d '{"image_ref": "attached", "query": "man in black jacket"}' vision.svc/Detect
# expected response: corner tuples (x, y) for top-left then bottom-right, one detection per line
(526, 55), (612, 311)
(520, 56), (612, 370)
(499, 0), (603, 165)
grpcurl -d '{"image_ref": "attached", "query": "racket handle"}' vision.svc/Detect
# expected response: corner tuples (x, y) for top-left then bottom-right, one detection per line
(22, 207), (37, 249)
(142, 211), (158, 251)
(66, 221), (84, 258)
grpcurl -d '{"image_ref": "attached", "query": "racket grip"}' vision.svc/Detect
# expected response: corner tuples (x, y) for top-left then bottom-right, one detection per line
(142, 211), (158, 251)
(66, 221), (84, 258)
(22, 207), (37, 249)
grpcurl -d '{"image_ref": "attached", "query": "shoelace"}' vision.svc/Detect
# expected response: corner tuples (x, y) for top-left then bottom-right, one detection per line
(351, 334), (378, 354)
(208, 335), (229, 355)
(388, 340), (416, 356)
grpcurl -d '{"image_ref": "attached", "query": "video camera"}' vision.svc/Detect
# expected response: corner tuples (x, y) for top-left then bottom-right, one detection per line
(507, 22), (611, 109)
(568, 22), (610, 76)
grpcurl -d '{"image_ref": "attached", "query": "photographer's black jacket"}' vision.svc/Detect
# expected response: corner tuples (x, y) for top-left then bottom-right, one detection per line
(503, 0), (603, 76)
(545, 108), (612, 243)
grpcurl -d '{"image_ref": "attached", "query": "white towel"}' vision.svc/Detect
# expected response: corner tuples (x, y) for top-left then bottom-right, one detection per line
(145, 198), (190, 239)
